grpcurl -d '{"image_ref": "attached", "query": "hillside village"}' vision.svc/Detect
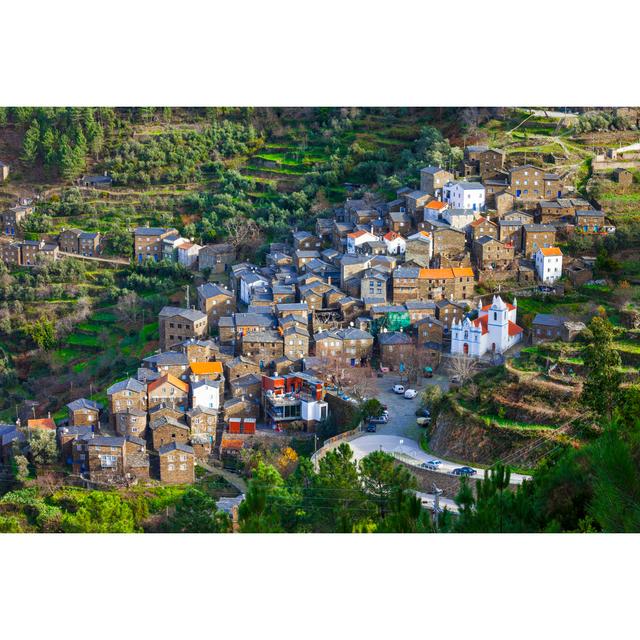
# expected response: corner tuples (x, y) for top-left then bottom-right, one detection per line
(1, 107), (640, 533)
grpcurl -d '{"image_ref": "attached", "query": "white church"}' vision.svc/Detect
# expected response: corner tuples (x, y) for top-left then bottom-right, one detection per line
(451, 295), (523, 357)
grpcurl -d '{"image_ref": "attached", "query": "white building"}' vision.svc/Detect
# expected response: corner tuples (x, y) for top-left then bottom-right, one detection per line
(535, 247), (563, 283)
(346, 229), (379, 254)
(382, 231), (406, 255)
(239, 271), (269, 305)
(442, 181), (485, 212)
(177, 241), (202, 268)
(441, 208), (477, 230)
(191, 380), (221, 411)
(451, 295), (523, 357)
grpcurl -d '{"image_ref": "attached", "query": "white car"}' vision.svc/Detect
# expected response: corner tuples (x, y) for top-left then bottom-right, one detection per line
(404, 389), (417, 399)
(393, 384), (405, 394)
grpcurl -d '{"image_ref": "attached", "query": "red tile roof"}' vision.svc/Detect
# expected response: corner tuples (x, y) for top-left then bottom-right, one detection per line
(148, 374), (189, 394)
(508, 321), (524, 336)
(472, 315), (489, 335)
(27, 418), (56, 431)
(425, 200), (447, 210)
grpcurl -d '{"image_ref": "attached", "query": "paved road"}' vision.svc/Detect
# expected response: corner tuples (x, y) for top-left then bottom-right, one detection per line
(416, 491), (459, 514)
(373, 372), (448, 441)
(347, 434), (531, 485)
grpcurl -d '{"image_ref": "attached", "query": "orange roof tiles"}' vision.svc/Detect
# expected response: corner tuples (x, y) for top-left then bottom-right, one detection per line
(470, 217), (490, 227)
(451, 267), (475, 278)
(148, 374), (189, 394)
(539, 247), (563, 257)
(347, 230), (368, 239)
(190, 361), (223, 375)
(221, 438), (244, 450)
(508, 321), (524, 336)
(383, 231), (400, 241)
(27, 418), (56, 431)
(472, 315), (489, 335)
(425, 200), (447, 210)
(418, 267), (474, 280)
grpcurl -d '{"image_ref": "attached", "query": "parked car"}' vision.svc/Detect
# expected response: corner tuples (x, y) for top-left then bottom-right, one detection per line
(370, 414), (388, 424)
(393, 384), (405, 394)
(416, 417), (431, 426)
(416, 407), (431, 418)
(452, 466), (477, 476)
(538, 285), (554, 293)
(423, 366), (433, 378)
(420, 461), (439, 471)
(404, 389), (417, 399)
(366, 423), (377, 433)
(449, 375), (462, 387)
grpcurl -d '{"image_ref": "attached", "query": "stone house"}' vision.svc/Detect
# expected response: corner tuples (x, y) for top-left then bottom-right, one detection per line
(468, 217), (498, 243)
(158, 306), (208, 351)
(198, 243), (236, 273)
(150, 416), (190, 450)
(66, 398), (101, 427)
(283, 325), (310, 361)
(435, 299), (466, 329)
(58, 228), (83, 253)
(473, 236), (515, 269)
(197, 282), (236, 326)
(613, 168), (633, 187)
(114, 408), (148, 439)
(522, 224), (556, 258)
(498, 220), (524, 247)
(240, 330), (284, 367)
(107, 378), (147, 426)
(147, 374), (189, 411)
(229, 373), (262, 401)
(420, 166), (454, 196)
(159, 442), (195, 484)
(404, 300), (436, 324)
(293, 231), (322, 251)
(313, 328), (374, 364)
(1, 204), (33, 236)
(378, 331), (413, 370)
(84, 436), (126, 483)
(142, 351), (190, 380)
(134, 227), (178, 263)
(427, 223), (466, 258)
(405, 231), (433, 267)
(531, 314), (566, 343)
(392, 266), (420, 303)
(386, 211), (412, 234)
(417, 267), (475, 301)
(416, 316), (444, 345)
(186, 407), (217, 437)
(575, 210), (606, 233)
(224, 356), (261, 382)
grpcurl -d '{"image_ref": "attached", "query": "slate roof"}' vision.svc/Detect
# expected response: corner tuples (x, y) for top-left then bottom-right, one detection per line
(378, 331), (412, 345)
(158, 306), (207, 322)
(532, 313), (566, 327)
(66, 398), (102, 412)
(198, 282), (233, 299)
(107, 378), (146, 395)
(158, 442), (195, 456)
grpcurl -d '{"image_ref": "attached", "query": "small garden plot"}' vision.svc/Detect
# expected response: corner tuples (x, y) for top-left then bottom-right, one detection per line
(66, 333), (101, 348)
(479, 414), (556, 431)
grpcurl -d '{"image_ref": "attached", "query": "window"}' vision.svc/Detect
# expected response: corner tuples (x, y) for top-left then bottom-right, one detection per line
(168, 464), (175, 471)
(100, 455), (117, 468)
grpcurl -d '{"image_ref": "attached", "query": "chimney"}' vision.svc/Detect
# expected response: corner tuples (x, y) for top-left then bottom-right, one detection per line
(47, 411), (51, 419)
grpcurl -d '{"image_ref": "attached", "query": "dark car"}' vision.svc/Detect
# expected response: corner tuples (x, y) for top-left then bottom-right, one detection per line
(366, 423), (377, 433)
(452, 466), (477, 476)
(416, 407), (431, 418)
(538, 285), (554, 293)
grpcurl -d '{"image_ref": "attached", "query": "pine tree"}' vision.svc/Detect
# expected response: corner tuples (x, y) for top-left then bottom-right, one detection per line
(22, 119), (41, 164)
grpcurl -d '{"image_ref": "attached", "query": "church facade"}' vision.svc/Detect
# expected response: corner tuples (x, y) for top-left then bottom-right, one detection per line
(451, 295), (523, 357)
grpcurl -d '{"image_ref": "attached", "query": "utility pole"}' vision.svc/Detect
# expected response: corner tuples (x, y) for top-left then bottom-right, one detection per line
(432, 482), (443, 530)
(185, 284), (190, 309)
